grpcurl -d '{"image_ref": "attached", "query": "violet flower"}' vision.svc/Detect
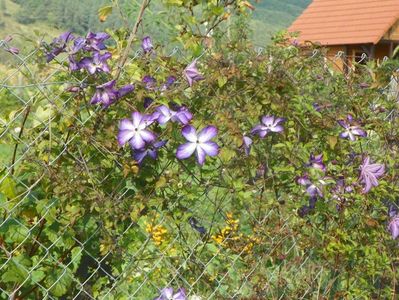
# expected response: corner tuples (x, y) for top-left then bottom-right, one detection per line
(155, 288), (186, 300)
(133, 140), (167, 164)
(176, 125), (219, 165)
(142, 76), (157, 90)
(160, 76), (177, 91)
(46, 31), (75, 62)
(242, 136), (253, 156)
(5, 46), (19, 55)
(297, 175), (323, 198)
(118, 112), (157, 150)
(359, 156), (384, 193)
(388, 216), (399, 239)
(183, 60), (204, 87)
(80, 52), (111, 74)
(331, 178), (353, 211)
(85, 32), (110, 51)
(142, 36), (153, 53)
(156, 105), (192, 125)
(91, 80), (134, 108)
(144, 97), (154, 109)
(70, 37), (86, 54)
(338, 114), (367, 141)
(251, 116), (285, 138)
(306, 153), (326, 172)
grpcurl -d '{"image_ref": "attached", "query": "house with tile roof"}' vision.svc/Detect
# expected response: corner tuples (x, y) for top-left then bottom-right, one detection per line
(288, 0), (399, 69)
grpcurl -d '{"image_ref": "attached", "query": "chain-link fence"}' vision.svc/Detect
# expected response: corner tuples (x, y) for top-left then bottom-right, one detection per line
(0, 32), (398, 300)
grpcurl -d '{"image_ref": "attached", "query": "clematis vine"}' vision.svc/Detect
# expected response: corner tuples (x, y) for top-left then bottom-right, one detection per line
(388, 205), (399, 240)
(251, 115), (285, 138)
(331, 178), (353, 211)
(183, 60), (204, 86)
(176, 125), (219, 165)
(306, 153), (326, 172)
(297, 175), (324, 198)
(80, 52), (112, 74)
(338, 114), (367, 141)
(144, 97), (154, 109)
(156, 105), (192, 125)
(142, 36), (153, 53)
(118, 112), (157, 150)
(242, 135), (253, 156)
(84, 32), (110, 51)
(359, 156), (384, 193)
(142, 76), (157, 90)
(133, 140), (167, 164)
(160, 76), (177, 91)
(46, 31), (75, 62)
(388, 217), (399, 240)
(91, 80), (134, 108)
(155, 287), (186, 300)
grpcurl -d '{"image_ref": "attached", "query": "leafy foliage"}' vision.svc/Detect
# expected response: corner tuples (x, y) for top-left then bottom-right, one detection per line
(1, 0), (399, 299)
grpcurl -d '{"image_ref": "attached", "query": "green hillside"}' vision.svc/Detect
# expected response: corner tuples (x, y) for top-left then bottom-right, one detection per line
(0, 0), (310, 48)
(252, 0), (311, 45)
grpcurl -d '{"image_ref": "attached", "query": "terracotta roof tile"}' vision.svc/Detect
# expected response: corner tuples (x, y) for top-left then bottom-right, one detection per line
(288, 0), (399, 45)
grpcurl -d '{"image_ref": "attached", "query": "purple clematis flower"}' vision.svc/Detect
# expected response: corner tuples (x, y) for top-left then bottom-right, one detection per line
(144, 97), (154, 109)
(118, 112), (157, 150)
(85, 32), (110, 51)
(176, 125), (219, 165)
(80, 52), (111, 74)
(46, 31), (75, 62)
(142, 75), (157, 90)
(306, 153), (326, 172)
(251, 116), (285, 138)
(91, 80), (134, 108)
(155, 287), (186, 300)
(183, 60), (204, 87)
(297, 175), (323, 198)
(359, 156), (384, 193)
(331, 178), (353, 211)
(156, 105), (192, 125)
(5, 46), (19, 55)
(242, 135), (253, 156)
(133, 140), (167, 164)
(388, 215), (399, 240)
(142, 36), (153, 53)
(338, 114), (367, 141)
(160, 76), (177, 91)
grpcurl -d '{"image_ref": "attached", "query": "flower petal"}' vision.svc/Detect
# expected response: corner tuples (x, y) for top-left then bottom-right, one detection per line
(199, 142), (219, 156)
(261, 116), (274, 126)
(131, 112), (143, 128)
(270, 125), (284, 133)
(140, 130), (156, 143)
(176, 142), (196, 160)
(196, 146), (206, 165)
(161, 288), (174, 299)
(117, 130), (135, 146)
(198, 126), (217, 142)
(181, 125), (197, 143)
(173, 289), (186, 300)
(129, 134), (145, 150)
(119, 119), (135, 131)
(133, 150), (148, 164)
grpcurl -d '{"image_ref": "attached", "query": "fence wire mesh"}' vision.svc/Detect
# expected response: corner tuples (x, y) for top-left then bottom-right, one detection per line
(0, 34), (398, 300)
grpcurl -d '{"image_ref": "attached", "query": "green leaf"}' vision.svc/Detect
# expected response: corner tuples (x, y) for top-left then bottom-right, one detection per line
(70, 247), (83, 272)
(46, 269), (73, 297)
(98, 5), (113, 22)
(0, 176), (17, 199)
(327, 136), (338, 150)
